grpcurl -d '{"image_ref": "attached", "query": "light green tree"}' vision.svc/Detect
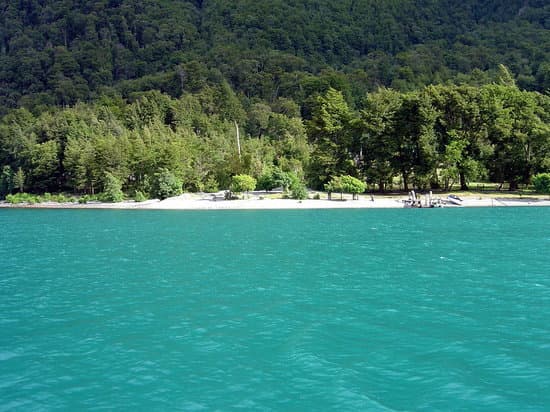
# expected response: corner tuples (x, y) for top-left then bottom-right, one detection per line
(64, 137), (96, 193)
(14, 167), (25, 193)
(340, 175), (367, 199)
(28, 140), (59, 192)
(325, 175), (366, 200)
(230, 174), (256, 198)
(102, 171), (124, 202)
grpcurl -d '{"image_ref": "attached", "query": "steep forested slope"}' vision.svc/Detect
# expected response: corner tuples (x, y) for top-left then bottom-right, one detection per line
(1, 0), (549, 113)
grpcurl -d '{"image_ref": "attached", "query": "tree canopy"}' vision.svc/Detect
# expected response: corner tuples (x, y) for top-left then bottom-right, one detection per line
(0, 0), (549, 115)
(325, 175), (367, 200)
(0, 83), (548, 200)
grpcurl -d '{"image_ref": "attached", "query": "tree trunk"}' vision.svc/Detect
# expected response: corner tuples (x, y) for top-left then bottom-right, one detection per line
(459, 170), (468, 191)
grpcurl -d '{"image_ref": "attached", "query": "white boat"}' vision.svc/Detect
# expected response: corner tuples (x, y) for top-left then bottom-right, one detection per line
(446, 194), (463, 206)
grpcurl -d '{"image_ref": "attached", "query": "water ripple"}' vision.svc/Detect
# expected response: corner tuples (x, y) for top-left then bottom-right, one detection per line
(1, 208), (549, 410)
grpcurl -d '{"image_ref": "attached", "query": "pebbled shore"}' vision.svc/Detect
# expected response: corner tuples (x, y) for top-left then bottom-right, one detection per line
(2, 193), (550, 210)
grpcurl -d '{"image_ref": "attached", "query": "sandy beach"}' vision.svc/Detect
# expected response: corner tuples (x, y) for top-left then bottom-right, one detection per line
(2, 192), (550, 210)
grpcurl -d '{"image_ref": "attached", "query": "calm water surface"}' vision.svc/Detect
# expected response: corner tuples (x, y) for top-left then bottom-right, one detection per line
(1, 208), (549, 411)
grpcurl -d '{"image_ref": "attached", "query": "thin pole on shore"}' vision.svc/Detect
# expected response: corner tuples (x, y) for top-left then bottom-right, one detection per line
(234, 120), (241, 161)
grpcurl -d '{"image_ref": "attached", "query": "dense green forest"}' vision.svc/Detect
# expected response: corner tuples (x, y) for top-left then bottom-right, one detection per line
(0, 0), (549, 198)
(1, 81), (548, 198)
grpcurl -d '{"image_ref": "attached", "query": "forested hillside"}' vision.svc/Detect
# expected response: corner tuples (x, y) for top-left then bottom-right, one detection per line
(0, 0), (549, 198)
(1, 0), (549, 111)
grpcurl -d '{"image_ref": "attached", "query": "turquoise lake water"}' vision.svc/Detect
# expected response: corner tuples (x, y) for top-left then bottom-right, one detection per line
(1, 208), (549, 411)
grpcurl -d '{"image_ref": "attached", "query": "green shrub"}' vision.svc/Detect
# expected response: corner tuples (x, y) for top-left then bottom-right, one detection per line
(532, 173), (550, 194)
(78, 194), (100, 204)
(52, 194), (73, 203)
(38, 192), (72, 203)
(4, 192), (77, 204)
(134, 190), (147, 202)
(257, 171), (276, 191)
(152, 168), (182, 200)
(230, 174), (256, 196)
(5, 192), (39, 204)
(291, 183), (308, 200)
(202, 177), (219, 193)
(257, 167), (297, 192)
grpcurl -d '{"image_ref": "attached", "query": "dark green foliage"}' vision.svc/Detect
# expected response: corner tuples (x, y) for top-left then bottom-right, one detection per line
(479, 85), (550, 190)
(257, 171), (276, 192)
(257, 167), (295, 192)
(0, 0), (549, 116)
(307, 88), (356, 189)
(358, 88), (402, 192)
(0, 166), (14, 198)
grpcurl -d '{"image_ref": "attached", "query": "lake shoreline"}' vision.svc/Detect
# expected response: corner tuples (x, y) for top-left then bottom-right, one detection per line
(2, 193), (550, 210)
